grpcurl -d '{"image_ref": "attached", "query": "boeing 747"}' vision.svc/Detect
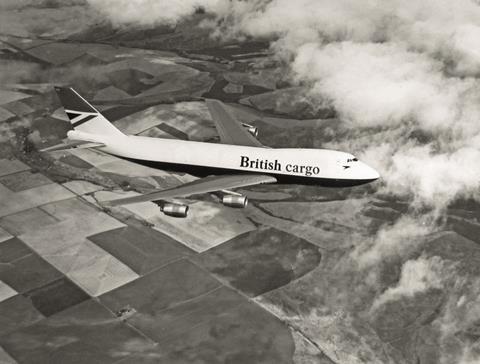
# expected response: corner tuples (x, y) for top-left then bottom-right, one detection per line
(43, 87), (379, 217)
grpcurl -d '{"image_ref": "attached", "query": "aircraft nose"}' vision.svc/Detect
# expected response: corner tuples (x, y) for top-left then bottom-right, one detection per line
(364, 163), (380, 180)
(354, 161), (380, 181)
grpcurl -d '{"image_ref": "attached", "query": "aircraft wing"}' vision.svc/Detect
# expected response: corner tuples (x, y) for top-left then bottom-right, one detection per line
(104, 173), (277, 207)
(205, 99), (265, 148)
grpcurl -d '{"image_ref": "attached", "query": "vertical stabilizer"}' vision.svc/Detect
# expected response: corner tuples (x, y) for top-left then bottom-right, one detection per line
(54, 87), (124, 137)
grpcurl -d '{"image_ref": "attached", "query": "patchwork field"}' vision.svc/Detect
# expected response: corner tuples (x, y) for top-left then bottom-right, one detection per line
(0, 154), (318, 363)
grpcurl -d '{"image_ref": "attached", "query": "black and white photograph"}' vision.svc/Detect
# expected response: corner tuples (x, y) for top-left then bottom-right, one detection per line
(0, 1), (479, 363)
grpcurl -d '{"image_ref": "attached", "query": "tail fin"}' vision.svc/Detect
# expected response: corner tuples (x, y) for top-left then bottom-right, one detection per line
(54, 87), (124, 137)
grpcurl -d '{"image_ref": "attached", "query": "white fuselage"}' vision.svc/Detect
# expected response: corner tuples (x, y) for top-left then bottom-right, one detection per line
(69, 130), (380, 186)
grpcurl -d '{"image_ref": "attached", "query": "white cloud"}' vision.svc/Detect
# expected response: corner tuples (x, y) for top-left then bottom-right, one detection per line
(372, 255), (445, 309)
(227, 0), (480, 73)
(352, 215), (434, 268)
(383, 145), (480, 208)
(292, 42), (465, 128)
(87, 0), (224, 27)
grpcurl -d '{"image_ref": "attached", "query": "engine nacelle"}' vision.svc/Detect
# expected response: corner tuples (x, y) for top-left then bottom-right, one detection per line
(242, 123), (258, 137)
(161, 203), (189, 218)
(222, 195), (248, 208)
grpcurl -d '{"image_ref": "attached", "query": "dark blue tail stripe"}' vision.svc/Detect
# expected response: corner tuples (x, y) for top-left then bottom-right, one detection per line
(72, 114), (97, 127)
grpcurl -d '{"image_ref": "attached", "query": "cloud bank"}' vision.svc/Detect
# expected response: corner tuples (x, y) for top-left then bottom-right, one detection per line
(87, 0), (223, 27)
(228, 0), (480, 210)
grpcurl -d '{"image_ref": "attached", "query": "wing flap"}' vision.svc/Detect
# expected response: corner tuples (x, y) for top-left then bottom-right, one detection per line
(206, 99), (264, 148)
(104, 174), (277, 207)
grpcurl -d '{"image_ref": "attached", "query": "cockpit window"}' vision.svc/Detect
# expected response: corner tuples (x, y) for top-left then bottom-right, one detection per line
(346, 158), (358, 162)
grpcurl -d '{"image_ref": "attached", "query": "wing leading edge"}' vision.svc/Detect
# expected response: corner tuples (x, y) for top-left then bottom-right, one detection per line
(205, 99), (265, 148)
(104, 174), (277, 207)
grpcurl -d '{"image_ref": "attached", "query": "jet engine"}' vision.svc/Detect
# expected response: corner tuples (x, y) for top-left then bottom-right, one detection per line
(161, 203), (189, 218)
(242, 123), (258, 137)
(222, 194), (248, 208)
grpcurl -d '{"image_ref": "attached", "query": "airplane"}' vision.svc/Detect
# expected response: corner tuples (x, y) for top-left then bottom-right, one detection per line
(43, 86), (380, 218)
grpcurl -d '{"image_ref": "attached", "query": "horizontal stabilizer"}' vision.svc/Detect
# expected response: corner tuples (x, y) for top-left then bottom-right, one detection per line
(40, 141), (105, 152)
